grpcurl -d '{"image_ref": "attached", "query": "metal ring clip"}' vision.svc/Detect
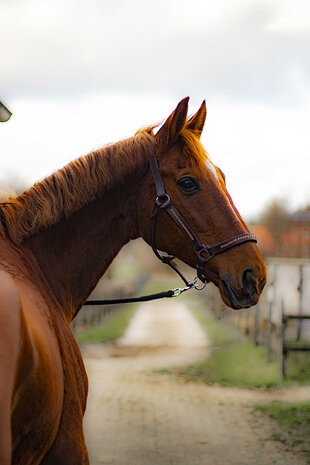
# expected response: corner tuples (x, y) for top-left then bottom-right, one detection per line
(155, 194), (171, 209)
(194, 281), (207, 291)
(171, 285), (191, 297)
(171, 277), (203, 297)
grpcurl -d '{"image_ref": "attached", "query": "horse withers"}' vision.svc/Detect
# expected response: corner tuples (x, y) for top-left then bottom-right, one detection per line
(0, 98), (266, 464)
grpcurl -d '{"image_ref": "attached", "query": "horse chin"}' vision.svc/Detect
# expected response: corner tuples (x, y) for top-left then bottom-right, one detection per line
(219, 278), (260, 310)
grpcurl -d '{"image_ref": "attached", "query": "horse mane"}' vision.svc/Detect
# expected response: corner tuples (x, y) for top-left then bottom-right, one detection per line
(0, 132), (152, 244)
(0, 125), (208, 245)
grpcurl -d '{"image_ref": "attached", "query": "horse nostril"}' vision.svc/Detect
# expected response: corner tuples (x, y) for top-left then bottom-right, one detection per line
(242, 269), (256, 296)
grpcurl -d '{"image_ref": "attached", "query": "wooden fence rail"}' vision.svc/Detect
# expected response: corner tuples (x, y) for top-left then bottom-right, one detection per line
(204, 282), (310, 379)
(281, 305), (310, 378)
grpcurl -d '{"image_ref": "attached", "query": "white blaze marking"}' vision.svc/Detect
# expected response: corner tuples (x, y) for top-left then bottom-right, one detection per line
(205, 160), (220, 184)
(205, 159), (241, 224)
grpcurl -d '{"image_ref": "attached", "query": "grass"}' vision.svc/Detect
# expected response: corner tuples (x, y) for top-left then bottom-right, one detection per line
(189, 301), (280, 388)
(159, 297), (310, 452)
(159, 299), (310, 388)
(163, 340), (280, 388)
(76, 304), (138, 344)
(254, 401), (310, 456)
(77, 280), (310, 387)
(282, 350), (310, 386)
(188, 301), (245, 347)
(255, 401), (310, 430)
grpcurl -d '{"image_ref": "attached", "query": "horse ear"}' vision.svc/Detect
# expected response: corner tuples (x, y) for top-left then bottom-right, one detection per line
(156, 97), (189, 146)
(186, 100), (206, 138)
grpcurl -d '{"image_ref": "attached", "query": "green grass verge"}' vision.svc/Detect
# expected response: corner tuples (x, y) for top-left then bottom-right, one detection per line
(188, 302), (245, 347)
(255, 401), (310, 430)
(76, 304), (138, 344)
(163, 340), (280, 388)
(159, 300), (310, 388)
(254, 401), (310, 456)
(282, 350), (310, 386)
(76, 282), (310, 388)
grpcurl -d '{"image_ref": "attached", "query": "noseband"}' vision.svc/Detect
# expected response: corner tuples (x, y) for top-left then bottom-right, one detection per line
(149, 145), (257, 288)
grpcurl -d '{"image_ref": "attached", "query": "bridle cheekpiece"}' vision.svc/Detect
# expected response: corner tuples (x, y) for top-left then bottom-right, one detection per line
(149, 142), (257, 290)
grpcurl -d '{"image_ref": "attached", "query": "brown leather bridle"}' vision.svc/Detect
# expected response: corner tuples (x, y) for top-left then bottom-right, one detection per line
(149, 145), (257, 289)
(84, 143), (258, 307)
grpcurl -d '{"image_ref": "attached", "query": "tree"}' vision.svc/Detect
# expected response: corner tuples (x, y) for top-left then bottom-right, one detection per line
(258, 199), (289, 254)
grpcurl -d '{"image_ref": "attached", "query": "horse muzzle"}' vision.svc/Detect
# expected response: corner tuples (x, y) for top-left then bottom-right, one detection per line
(219, 269), (266, 310)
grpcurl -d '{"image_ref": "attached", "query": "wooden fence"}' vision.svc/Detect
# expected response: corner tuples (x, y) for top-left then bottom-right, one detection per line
(205, 257), (310, 378)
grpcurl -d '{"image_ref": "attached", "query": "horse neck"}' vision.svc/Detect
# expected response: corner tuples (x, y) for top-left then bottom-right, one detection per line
(23, 139), (150, 320)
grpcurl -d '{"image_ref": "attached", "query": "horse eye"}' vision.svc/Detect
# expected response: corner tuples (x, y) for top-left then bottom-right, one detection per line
(177, 176), (200, 194)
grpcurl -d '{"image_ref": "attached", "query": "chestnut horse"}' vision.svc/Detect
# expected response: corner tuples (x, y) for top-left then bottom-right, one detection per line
(0, 98), (266, 464)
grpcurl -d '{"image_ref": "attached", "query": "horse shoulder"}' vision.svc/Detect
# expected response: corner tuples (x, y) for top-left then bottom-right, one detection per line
(0, 269), (22, 464)
(10, 290), (65, 465)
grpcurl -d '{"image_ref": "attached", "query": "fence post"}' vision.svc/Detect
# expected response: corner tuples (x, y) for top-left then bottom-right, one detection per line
(297, 265), (303, 341)
(281, 301), (286, 380)
(266, 302), (272, 363)
(253, 305), (260, 345)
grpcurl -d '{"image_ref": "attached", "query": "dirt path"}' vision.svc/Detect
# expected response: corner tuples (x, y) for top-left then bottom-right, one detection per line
(82, 300), (309, 465)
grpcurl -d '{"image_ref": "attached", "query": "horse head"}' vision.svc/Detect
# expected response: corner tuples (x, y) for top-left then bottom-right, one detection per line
(138, 97), (267, 309)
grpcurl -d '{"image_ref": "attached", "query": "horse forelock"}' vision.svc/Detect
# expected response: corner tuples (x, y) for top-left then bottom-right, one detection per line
(0, 132), (153, 244)
(179, 127), (209, 167)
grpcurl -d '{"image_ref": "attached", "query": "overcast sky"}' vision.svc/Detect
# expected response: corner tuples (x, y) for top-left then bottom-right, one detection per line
(1, 0), (310, 219)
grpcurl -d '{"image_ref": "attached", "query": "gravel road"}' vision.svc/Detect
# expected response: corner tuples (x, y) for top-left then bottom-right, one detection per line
(82, 300), (310, 465)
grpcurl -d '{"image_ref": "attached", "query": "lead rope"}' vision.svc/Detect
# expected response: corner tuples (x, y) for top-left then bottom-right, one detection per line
(84, 283), (195, 307)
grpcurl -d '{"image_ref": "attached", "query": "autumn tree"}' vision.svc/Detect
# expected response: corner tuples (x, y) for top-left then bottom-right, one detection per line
(258, 199), (289, 254)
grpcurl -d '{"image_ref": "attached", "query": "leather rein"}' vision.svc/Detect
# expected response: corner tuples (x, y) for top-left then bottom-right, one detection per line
(85, 144), (257, 306)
